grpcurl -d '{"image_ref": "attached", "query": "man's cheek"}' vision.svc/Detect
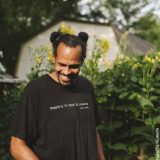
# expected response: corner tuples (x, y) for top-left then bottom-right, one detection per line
(55, 66), (62, 72)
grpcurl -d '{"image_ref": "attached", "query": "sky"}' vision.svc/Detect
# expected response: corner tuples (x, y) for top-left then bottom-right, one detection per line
(141, 0), (160, 18)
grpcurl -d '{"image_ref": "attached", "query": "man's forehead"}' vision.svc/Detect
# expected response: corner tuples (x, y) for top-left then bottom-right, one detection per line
(57, 42), (82, 50)
(56, 58), (82, 65)
(56, 43), (82, 57)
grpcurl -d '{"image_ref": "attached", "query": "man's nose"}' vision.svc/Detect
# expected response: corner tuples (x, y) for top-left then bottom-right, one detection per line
(63, 66), (72, 75)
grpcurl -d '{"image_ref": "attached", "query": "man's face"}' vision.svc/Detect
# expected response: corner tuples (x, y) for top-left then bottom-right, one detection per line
(53, 42), (82, 86)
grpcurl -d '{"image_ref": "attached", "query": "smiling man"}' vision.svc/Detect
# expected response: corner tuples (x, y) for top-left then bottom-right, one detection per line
(10, 31), (105, 160)
(51, 42), (82, 86)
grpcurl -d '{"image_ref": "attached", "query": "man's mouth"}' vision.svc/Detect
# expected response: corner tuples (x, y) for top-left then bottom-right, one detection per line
(60, 74), (71, 81)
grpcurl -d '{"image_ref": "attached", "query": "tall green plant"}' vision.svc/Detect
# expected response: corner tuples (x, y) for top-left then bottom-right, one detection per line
(81, 44), (160, 159)
(81, 35), (110, 86)
(27, 45), (54, 81)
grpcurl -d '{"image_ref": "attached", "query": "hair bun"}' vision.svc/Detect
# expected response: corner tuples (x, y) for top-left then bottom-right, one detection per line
(78, 32), (89, 42)
(50, 32), (62, 43)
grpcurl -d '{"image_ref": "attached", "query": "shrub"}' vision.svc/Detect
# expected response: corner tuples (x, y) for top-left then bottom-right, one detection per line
(82, 51), (160, 159)
(0, 84), (24, 159)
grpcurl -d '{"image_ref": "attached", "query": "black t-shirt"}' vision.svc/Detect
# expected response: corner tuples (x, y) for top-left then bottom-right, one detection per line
(10, 74), (100, 160)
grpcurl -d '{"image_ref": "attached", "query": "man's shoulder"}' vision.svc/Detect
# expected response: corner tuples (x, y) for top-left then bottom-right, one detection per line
(25, 74), (48, 91)
(78, 75), (91, 83)
(78, 75), (93, 88)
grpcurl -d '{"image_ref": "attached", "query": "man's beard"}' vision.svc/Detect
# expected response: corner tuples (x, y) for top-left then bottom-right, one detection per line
(56, 72), (78, 86)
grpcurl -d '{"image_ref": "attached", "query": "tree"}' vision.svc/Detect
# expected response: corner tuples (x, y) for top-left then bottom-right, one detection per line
(0, 0), (80, 74)
(78, 0), (149, 29)
(133, 13), (160, 49)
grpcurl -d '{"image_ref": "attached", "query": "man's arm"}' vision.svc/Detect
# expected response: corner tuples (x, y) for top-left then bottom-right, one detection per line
(10, 136), (39, 160)
(97, 131), (106, 160)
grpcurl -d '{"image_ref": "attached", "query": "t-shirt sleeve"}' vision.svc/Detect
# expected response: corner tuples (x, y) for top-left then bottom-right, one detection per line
(10, 82), (38, 145)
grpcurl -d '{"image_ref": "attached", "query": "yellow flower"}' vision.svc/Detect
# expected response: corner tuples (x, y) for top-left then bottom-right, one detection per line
(157, 51), (160, 55)
(44, 45), (52, 52)
(46, 51), (53, 62)
(144, 56), (155, 63)
(100, 37), (110, 53)
(118, 54), (125, 59)
(132, 63), (140, 70)
(155, 55), (160, 62)
(155, 56), (158, 61)
(151, 59), (155, 63)
(104, 59), (111, 68)
(59, 23), (75, 34)
(35, 55), (42, 64)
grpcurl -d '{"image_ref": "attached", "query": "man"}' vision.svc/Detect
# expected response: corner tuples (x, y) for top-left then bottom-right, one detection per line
(10, 31), (105, 160)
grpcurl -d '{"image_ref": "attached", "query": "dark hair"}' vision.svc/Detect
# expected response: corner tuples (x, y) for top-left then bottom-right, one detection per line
(50, 31), (89, 61)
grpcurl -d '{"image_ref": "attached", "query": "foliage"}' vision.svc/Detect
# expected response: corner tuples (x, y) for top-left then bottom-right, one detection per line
(0, 84), (25, 159)
(27, 45), (53, 81)
(134, 13), (160, 50)
(81, 35), (110, 85)
(81, 46), (160, 159)
(78, 0), (149, 29)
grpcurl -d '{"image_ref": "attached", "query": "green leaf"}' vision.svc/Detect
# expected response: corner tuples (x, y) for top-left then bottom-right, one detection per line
(150, 95), (159, 101)
(145, 118), (153, 127)
(129, 105), (141, 117)
(131, 127), (154, 142)
(128, 144), (138, 153)
(131, 126), (151, 135)
(139, 98), (153, 108)
(119, 92), (128, 99)
(152, 116), (160, 126)
(110, 143), (127, 151)
(128, 93), (139, 100)
(109, 121), (123, 130)
(130, 76), (138, 82)
(96, 124), (108, 132)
